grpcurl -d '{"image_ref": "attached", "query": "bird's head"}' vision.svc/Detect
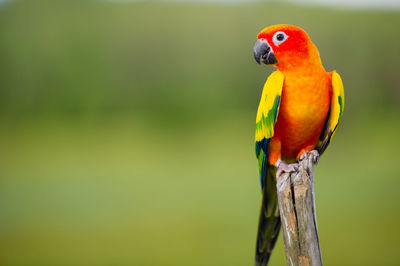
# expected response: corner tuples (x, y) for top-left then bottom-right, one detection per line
(253, 24), (321, 71)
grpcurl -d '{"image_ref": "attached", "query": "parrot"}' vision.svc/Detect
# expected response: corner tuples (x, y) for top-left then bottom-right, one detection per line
(252, 24), (344, 265)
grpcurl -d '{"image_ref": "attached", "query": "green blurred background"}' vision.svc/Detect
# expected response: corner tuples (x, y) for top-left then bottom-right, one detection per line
(0, 0), (399, 265)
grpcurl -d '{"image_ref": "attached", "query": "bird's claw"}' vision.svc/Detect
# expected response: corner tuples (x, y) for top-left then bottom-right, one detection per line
(299, 150), (320, 164)
(276, 160), (299, 177)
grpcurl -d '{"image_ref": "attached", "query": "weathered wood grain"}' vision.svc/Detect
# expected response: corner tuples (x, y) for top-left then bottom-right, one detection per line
(276, 152), (323, 266)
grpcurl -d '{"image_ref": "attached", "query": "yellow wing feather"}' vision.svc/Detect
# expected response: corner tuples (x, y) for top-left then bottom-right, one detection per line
(329, 71), (345, 137)
(316, 71), (344, 153)
(255, 71), (284, 142)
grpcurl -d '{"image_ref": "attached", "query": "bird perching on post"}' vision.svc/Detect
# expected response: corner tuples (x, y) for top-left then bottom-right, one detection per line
(252, 25), (344, 265)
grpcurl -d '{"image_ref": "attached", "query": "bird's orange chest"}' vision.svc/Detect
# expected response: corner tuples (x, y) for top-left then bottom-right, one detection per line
(274, 72), (331, 158)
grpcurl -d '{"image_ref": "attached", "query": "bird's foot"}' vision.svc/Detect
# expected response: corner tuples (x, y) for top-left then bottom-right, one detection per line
(299, 150), (320, 164)
(275, 159), (299, 177)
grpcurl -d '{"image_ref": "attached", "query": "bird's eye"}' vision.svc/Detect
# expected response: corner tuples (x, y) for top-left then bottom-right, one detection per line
(272, 31), (288, 46)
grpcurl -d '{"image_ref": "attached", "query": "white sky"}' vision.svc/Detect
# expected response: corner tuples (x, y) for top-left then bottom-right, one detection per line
(1, 0), (400, 9)
(111, 0), (400, 9)
(286, 0), (400, 8)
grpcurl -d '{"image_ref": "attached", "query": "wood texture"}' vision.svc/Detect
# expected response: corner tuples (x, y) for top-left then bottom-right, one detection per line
(276, 152), (322, 266)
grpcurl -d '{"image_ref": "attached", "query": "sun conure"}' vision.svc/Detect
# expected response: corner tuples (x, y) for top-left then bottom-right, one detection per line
(252, 24), (344, 265)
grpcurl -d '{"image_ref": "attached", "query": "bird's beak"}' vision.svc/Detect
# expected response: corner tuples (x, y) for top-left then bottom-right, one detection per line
(253, 39), (277, 65)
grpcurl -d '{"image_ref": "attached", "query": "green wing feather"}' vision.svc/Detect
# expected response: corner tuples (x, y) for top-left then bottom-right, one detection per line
(316, 71), (345, 154)
(255, 70), (284, 187)
(254, 70), (284, 265)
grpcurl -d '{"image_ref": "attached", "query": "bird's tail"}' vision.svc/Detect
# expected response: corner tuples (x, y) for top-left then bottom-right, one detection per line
(255, 166), (281, 266)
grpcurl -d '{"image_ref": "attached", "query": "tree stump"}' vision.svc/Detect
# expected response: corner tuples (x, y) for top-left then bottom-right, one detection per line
(276, 152), (323, 266)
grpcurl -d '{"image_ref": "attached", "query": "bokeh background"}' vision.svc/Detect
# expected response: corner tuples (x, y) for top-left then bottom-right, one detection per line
(1, 0), (399, 265)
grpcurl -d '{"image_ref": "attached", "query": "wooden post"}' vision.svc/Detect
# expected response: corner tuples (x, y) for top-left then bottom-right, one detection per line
(276, 152), (323, 266)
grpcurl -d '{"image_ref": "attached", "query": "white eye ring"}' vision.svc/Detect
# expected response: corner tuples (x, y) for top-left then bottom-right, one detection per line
(272, 31), (288, 46)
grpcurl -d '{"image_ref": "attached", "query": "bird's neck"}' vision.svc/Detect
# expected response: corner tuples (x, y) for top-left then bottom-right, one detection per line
(276, 56), (326, 76)
(276, 43), (326, 75)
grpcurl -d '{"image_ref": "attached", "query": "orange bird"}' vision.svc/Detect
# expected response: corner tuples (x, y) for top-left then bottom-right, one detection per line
(252, 25), (344, 265)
